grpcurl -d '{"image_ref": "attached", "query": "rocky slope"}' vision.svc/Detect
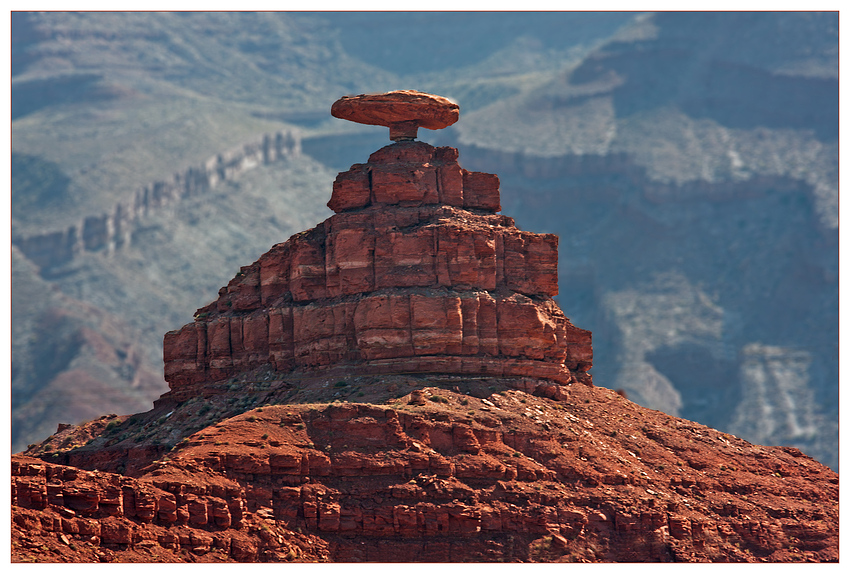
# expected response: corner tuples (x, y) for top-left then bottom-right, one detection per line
(13, 382), (838, 562)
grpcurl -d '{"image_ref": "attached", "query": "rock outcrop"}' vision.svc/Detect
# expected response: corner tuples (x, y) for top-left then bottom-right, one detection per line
(11, 454), (331, 562)
(161, 96), (592, 404)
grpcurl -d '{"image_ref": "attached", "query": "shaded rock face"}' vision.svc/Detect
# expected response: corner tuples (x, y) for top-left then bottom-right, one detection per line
(162, 141), (591, 402)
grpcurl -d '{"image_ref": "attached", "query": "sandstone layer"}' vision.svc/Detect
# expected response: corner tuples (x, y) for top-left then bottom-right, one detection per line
(161, 140), (592, 404)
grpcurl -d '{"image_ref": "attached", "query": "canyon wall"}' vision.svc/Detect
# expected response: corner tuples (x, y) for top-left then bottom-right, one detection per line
(12, 130), (301, 272)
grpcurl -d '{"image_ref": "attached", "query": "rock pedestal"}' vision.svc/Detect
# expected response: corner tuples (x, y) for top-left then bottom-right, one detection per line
(162, 93), (592, 402)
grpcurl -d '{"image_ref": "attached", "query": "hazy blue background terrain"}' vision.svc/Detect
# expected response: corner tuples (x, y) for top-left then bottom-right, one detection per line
(10, 11), (838, 469)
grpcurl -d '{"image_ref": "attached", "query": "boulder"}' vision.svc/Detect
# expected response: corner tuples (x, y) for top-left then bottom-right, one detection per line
(331, 90), (459, 141)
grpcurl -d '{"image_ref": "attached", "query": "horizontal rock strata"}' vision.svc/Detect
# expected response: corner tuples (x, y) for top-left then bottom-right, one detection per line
(162, 141), (591, 401)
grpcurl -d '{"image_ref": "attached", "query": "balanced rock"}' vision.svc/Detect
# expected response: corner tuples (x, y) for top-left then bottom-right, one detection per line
(161, 92), (591, 403)
(331, 90), (460, 141)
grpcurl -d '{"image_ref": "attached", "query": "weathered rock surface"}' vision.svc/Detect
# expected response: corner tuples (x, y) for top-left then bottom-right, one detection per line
(12, 385), (839, 562)
(11, 455), (330, 562)
(161, 139), (591, 403)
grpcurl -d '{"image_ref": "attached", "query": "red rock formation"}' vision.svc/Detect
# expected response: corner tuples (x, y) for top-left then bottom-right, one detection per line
(162, 138), (591, 404)
(11, 90), (838, 564)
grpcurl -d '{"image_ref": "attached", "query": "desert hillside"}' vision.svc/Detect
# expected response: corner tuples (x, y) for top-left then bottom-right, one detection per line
(14, 381), (838, 562)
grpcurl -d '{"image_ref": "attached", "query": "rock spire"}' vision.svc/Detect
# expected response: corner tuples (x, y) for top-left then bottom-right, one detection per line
(161, 91), (591, 403)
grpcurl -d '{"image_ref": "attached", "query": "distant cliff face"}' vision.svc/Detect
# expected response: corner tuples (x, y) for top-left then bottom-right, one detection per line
(12, 131), (301, 271)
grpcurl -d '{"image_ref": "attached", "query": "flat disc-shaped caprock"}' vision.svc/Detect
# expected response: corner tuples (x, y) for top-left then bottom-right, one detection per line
(331, 90), (460, 141)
